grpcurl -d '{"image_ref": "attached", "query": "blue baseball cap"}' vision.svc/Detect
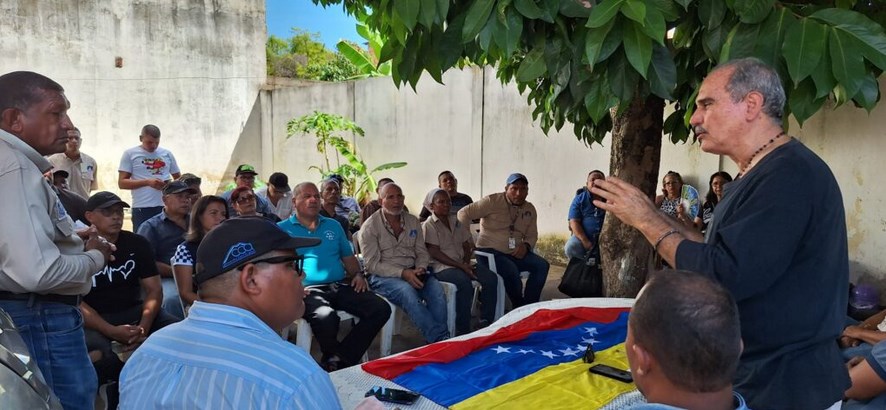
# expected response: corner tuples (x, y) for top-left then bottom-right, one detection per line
(506, 173), (528, 185)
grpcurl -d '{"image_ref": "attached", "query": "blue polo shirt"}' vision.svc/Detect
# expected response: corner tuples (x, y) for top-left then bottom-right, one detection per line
(136, 210), (188, 264)
(568, 189), (605, 237)
(278, 215), (353, 286)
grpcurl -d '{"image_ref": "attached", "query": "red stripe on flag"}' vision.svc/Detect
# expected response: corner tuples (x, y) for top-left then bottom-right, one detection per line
(363, 307), (630, 379)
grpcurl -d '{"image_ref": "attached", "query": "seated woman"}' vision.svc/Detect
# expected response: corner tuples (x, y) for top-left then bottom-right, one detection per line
(171, 195), (228, 312)
(230, 185), (280, 222)
(654, 171), (697, 228)
(694, 171), (733, 233)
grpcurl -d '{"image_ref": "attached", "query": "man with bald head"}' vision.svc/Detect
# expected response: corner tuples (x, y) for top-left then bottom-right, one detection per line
(0, 71), (114, 409)
(119, 217), (341, 409)
(278, 182), (390, 371)
(358, 183), (449, 343)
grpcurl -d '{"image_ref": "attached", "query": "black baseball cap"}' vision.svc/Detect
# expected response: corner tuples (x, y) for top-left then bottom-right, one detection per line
(179, 173), (202, 186)
(268, 172), (290, 192)
(194, 217), (320, 285)
(86, 191), (131, 212)
(163, 180), (197, 195)
(235, 164), (258, 176)
(52, 170), (69, 179)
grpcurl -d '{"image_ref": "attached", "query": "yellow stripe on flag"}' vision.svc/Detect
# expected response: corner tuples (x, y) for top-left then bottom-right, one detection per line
(451, 343), (636, 410)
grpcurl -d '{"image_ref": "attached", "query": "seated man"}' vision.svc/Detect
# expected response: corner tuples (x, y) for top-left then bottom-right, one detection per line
(119, 217), (341, 409)
(278, 182), (391, 371)
(628, 270), (748, 409)
(419, 171), (473, 221)
(422, 188), (497, 334)
(256, 172), (293, 220)
(565, 170), (606, 259)
(178, 172), (202, 200)
(458, 173), (549, 308)
(81, 192), (178, 406)
(136, 180), (197, 319)
(319, 178), (354, 240)
(327, 173), (361, 222)
(358, 183), (449, 343)
(359, 177), (408, 226)
(844, 340), (886, 409)
(220, 164), (275, 217)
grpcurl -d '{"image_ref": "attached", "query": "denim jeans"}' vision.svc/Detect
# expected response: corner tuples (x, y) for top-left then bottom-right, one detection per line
(161, 277), (184, 320)
(368, 275), (449, 343)
(435, 266), (498, 335)
(131, 206), (163, 234)
(564, 236), (589, 259)
(476, 248), (549, 308)
(0, 300), (97, 410)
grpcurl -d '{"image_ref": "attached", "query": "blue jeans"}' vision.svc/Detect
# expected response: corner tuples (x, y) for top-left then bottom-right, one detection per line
(564, 236), (589, 259)
(131, 206), (163, 234)
(0, 300), (97, 410)
(435, 266), (498, 335)
(368, 275), (449, 343)
(476, 248), (549, 308)
(161, 277), (184, 320)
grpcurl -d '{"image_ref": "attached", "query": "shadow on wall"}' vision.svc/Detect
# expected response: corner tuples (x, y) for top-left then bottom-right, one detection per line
(850, 260), (886, 306)
(215, 94), (264, 194)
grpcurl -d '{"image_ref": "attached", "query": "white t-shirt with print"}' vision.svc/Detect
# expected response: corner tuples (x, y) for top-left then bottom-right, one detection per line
(118, 146), (180, 207)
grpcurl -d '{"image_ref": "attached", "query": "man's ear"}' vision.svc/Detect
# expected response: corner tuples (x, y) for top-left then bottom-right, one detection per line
(238, 264), (262, 296)
(743, 91), (765, 121)
(0, 107), (23, 134)
(631, 343), (653, 376)
(84, 211), (96, 226)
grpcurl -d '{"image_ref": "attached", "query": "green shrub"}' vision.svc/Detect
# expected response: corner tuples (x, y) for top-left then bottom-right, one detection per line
(534, 234), (569, 267)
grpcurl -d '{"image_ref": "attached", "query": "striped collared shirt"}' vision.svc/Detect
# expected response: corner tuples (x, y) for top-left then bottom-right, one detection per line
(119, 301), (341, 410)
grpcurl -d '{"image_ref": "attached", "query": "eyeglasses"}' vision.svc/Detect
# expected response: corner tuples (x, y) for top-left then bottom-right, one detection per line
(236, 195), (256, 204)
(239, 255), (303, 276)
(96, 207), (125, 217)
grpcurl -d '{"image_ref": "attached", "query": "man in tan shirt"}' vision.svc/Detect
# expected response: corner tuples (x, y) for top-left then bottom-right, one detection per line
(47, 126), (98, 199)
(358, 183), (449, 343)
(458, 173), (549, 308)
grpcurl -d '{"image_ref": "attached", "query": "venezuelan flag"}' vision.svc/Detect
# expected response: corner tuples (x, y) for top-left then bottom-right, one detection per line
(362, 307), (635, 409)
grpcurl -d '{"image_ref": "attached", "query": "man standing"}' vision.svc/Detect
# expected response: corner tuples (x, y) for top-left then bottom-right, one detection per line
(256, 172), (293, 220)
(458, 173), (549, 308)
(627, 271), (748, 410)
(0, 71), (113, 409)
(419, 171), (473, 221)
(220, 164), (274, 216)
(593, 58), (849, 409)
(118, 124), (181, 233)
(81, 192), (178, 406)
(359, 183), (449, 343)
(137, 180), (197, 319)
(47, 126), (98, 199)
(564, 170), (606, 259)
(119, 217), (341, 409)
(278, 182), (391, 371)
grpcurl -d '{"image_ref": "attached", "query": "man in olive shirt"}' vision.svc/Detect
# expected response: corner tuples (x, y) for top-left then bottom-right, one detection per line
(47, 127), (98, 199)
(458, 173), (548, 308)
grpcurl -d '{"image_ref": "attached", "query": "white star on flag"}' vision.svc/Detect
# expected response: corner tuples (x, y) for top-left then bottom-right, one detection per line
(516, 349), (534, 354)
(559, 347), (580, 356)
(540, 350), (558, 359)
(492, 345), (511, 354)
(582, 337), (600, 345)
(583, 327), (598, 336)
(576, 344), (588, 352)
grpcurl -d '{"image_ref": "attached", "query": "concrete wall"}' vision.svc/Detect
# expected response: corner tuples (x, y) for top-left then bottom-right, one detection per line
(0, 0), (267, 198)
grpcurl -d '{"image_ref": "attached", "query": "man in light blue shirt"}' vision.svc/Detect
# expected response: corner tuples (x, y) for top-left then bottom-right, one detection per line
(278, 182), (390, 371)
(119, 217), (342, 409)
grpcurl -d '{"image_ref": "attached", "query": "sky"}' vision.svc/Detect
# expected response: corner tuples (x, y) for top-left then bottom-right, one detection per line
(266, 0), (362, 49)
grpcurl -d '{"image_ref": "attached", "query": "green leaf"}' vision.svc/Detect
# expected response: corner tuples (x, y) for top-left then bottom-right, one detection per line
(502, 6), (524, 56)
(587, 0), (625, 28)
(514, 0), (545, 20)
(462, 0), (496, 41)
(439, 13), (466, 68)
(811, 8), (886, 72)
(648, 43), (676, 99)
(336, 41), (375, 73)
(702, 20), (732, 61)
(810, 47), (835, 99)
(623, 21), (653, 78)
(418, 0), (437, 28)
(674, 0), (693, 11)
(370, 162), (408, 173)
(698, 0), (726, 29)
(852, 73), (880, 112)
(719, 23), (760, 62)
(516, 47), (547, 81)
(597, 18), (624, 63)
(783, 18), (827, 84)
(621, 0), (646, 23)
(647, 0), (681, 21)
(395, 0), (420, 31)
(754, 8), (795, 67)
(640, 6), (667, 45)
(607, 50), (640, 102)
(560, 0), (593, 18)
(540, 0), (560, 22)
(585, 18), (615, 64)
(479, 12), (497, 50)
(584, 75), (615, 122)
(733, 0), (774, 25)
(789, 78), (826, 126)
(436, 0), (450, 21)
(829, 27), (866, 99)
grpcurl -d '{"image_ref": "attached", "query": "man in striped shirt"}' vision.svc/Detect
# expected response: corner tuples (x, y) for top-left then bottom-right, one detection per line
(119, 217), (342, 409)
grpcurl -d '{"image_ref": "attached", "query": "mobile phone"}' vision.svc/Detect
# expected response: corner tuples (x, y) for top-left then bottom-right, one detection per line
(365, 386), (420, 404)
(589, 364), (633, 383)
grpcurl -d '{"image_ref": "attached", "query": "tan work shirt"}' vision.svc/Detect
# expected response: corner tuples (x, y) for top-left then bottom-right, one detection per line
(46, 151), (98, 199)
(422, 213), (471, 272)
(458, 192), (539, 254)
(358, 210), (429, 278)
(0, 130), (104, 295)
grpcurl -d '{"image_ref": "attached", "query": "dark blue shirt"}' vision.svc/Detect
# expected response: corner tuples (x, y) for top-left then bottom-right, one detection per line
(136, 210), (188, 265)
(567, 189), (605, 238)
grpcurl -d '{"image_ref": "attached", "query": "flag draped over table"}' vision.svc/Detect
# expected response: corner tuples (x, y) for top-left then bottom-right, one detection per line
(362, 307), (635, 409)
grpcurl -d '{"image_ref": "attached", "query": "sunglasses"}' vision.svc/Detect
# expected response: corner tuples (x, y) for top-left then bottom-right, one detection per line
(238, 255), (303, 276)
(236, 194), (256, 204)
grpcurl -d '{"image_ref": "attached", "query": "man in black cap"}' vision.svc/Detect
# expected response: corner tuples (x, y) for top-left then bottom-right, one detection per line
(178, 172), (202, 201)
(137, 180), (197, 319)
(49, 169), (89, 225)
(256, 171), (293, 220)
(119, 217), (342, 409)
(220, 164), (275, 217)
(458, 173), (549, 308)
(81, 191), (179, 406)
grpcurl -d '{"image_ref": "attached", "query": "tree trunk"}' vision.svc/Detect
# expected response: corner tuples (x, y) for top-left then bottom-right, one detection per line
(600, 94), (665, 298)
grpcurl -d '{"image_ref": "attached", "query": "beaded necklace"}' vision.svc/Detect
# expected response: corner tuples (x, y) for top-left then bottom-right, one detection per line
(737, 131), (786, 178)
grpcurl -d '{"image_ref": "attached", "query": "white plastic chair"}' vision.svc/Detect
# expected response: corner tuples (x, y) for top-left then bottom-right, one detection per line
(474, 250), (530, 320)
